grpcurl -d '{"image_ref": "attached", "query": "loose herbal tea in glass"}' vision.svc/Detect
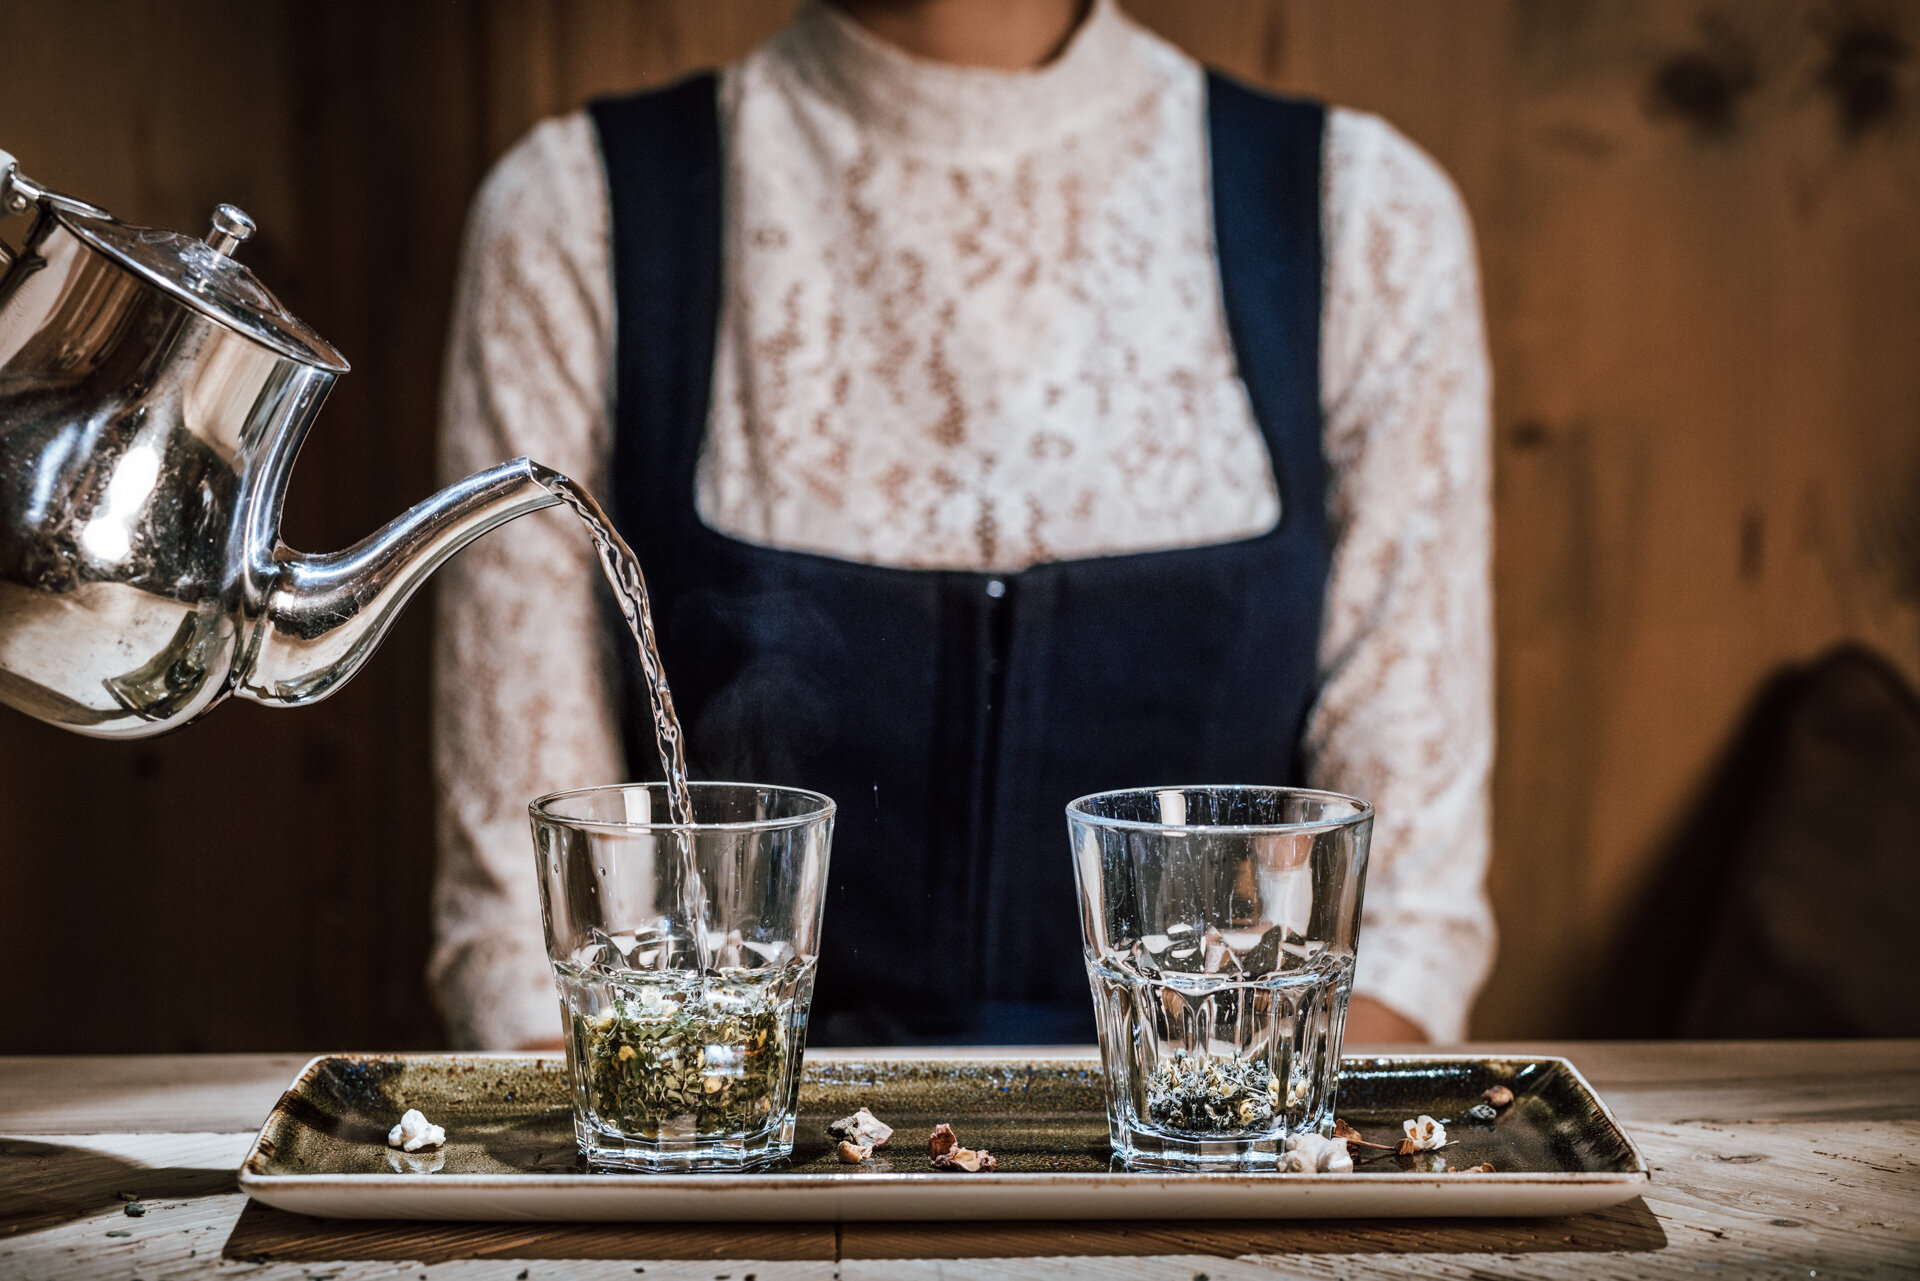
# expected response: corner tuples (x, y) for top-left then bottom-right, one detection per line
(532, 782), (834, 1171)
(566, 961), (810, 1142)
(1067, 786), (1372, 1168)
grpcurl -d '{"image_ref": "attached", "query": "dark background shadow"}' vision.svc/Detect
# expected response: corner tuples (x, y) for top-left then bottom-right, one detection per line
(0, 1137), (234, 1239)
(1583, 644), (1920, 1038)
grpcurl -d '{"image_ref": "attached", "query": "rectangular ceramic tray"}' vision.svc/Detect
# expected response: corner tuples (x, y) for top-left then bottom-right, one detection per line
(238, 1050), (1648, 1221)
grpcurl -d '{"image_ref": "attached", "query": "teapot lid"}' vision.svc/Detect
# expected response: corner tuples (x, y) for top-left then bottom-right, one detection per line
(55, 203), (349, 373)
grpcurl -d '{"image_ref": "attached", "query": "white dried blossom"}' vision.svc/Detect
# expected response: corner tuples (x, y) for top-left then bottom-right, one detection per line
(1281, 1132), (1353, 1173)
(1402, 1115), (1447, 1151)
(387, 1108), (446, 1152)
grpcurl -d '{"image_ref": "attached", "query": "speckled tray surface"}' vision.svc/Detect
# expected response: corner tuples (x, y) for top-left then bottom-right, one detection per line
(238, 1052), (1648, 1221)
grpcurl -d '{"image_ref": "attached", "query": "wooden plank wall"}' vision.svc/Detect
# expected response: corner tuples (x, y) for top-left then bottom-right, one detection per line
(0, 1), (1913, 1050)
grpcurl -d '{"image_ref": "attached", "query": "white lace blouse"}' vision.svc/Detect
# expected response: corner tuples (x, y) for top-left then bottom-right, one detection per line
(430, 0), (1496, 1047)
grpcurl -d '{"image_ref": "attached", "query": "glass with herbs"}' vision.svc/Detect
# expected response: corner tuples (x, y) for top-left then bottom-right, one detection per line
(530, 782), (834, 1171)
(1067, 786), (1373, 1168)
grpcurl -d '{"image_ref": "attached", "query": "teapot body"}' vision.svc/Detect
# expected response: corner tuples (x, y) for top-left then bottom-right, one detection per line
(0, 212), (334, 737)
(0, 156), (565, 741)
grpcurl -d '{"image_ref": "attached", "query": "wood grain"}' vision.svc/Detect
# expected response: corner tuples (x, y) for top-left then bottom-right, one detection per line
(0, 1056), (310, 1136)
(0, 1), (1916, 1049)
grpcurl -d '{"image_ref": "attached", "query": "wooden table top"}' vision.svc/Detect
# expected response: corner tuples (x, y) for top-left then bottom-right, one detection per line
(1, 1041), (1914, 1279)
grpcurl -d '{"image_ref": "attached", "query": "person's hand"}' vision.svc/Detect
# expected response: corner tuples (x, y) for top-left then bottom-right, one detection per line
(1344, 995), (1429, 1044)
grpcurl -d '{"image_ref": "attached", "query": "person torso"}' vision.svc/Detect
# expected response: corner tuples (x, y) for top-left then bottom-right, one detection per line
(700, 0), (1282, 572)
(589, 3), (1329, 1044)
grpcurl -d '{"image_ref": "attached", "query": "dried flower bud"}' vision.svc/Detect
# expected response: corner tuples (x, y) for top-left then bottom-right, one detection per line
(1331, 1118), (1364, 1142)
(1465, 1103), (1499, 1122)
(1483, 1085), (1514, 1109)
(836, 1140), (872, 1164)
(1447, 1162), (1496, 1174)
(948, 1147), (998, 1173)
(828, 1107), (894, 1150)
(1401, 1114), (1447, 1151)
(927, 1122), (996, 1172)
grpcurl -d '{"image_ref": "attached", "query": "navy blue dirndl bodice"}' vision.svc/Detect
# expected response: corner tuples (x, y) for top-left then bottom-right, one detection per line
(588, 73), (1328, 1045)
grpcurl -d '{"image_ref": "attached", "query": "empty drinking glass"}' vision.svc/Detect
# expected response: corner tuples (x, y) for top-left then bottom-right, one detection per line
(1067, 786), (1373, 1168)
(530, 782), (834, 1171)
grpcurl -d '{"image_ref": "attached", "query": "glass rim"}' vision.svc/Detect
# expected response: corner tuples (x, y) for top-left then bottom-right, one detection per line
(528, 780), (836, 833)
(1065, 784), (1373, 836)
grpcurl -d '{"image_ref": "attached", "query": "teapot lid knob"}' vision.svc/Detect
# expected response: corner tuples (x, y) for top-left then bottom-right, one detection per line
(206, 204), (255, 257)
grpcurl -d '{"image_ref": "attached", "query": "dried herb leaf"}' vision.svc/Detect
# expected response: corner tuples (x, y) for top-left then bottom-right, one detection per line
(1144, 1050), (1281, 1135)
(572, 964), (800, 1140)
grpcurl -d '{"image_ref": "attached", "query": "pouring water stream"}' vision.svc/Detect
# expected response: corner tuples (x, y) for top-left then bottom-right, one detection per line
(532, 465), (711, 975)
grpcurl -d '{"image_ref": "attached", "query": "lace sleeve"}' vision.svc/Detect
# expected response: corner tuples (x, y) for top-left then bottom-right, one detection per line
(1307, 109), (1498, 1041)
(429, 113), (624, 1050)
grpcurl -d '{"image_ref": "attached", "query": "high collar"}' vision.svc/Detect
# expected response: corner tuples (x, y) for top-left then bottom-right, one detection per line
(771, 0), (1156, 157)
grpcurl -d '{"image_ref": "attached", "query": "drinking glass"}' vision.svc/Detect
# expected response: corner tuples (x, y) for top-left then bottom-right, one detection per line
(1067, 786), (1373, 1168)
(530, 782), (834, 1171)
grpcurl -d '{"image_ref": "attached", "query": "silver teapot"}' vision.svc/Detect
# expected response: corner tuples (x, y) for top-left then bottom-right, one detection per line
(0, 153), (563, 738)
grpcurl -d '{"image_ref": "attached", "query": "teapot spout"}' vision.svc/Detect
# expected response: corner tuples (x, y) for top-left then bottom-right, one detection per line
(238, 458), (562, 708)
